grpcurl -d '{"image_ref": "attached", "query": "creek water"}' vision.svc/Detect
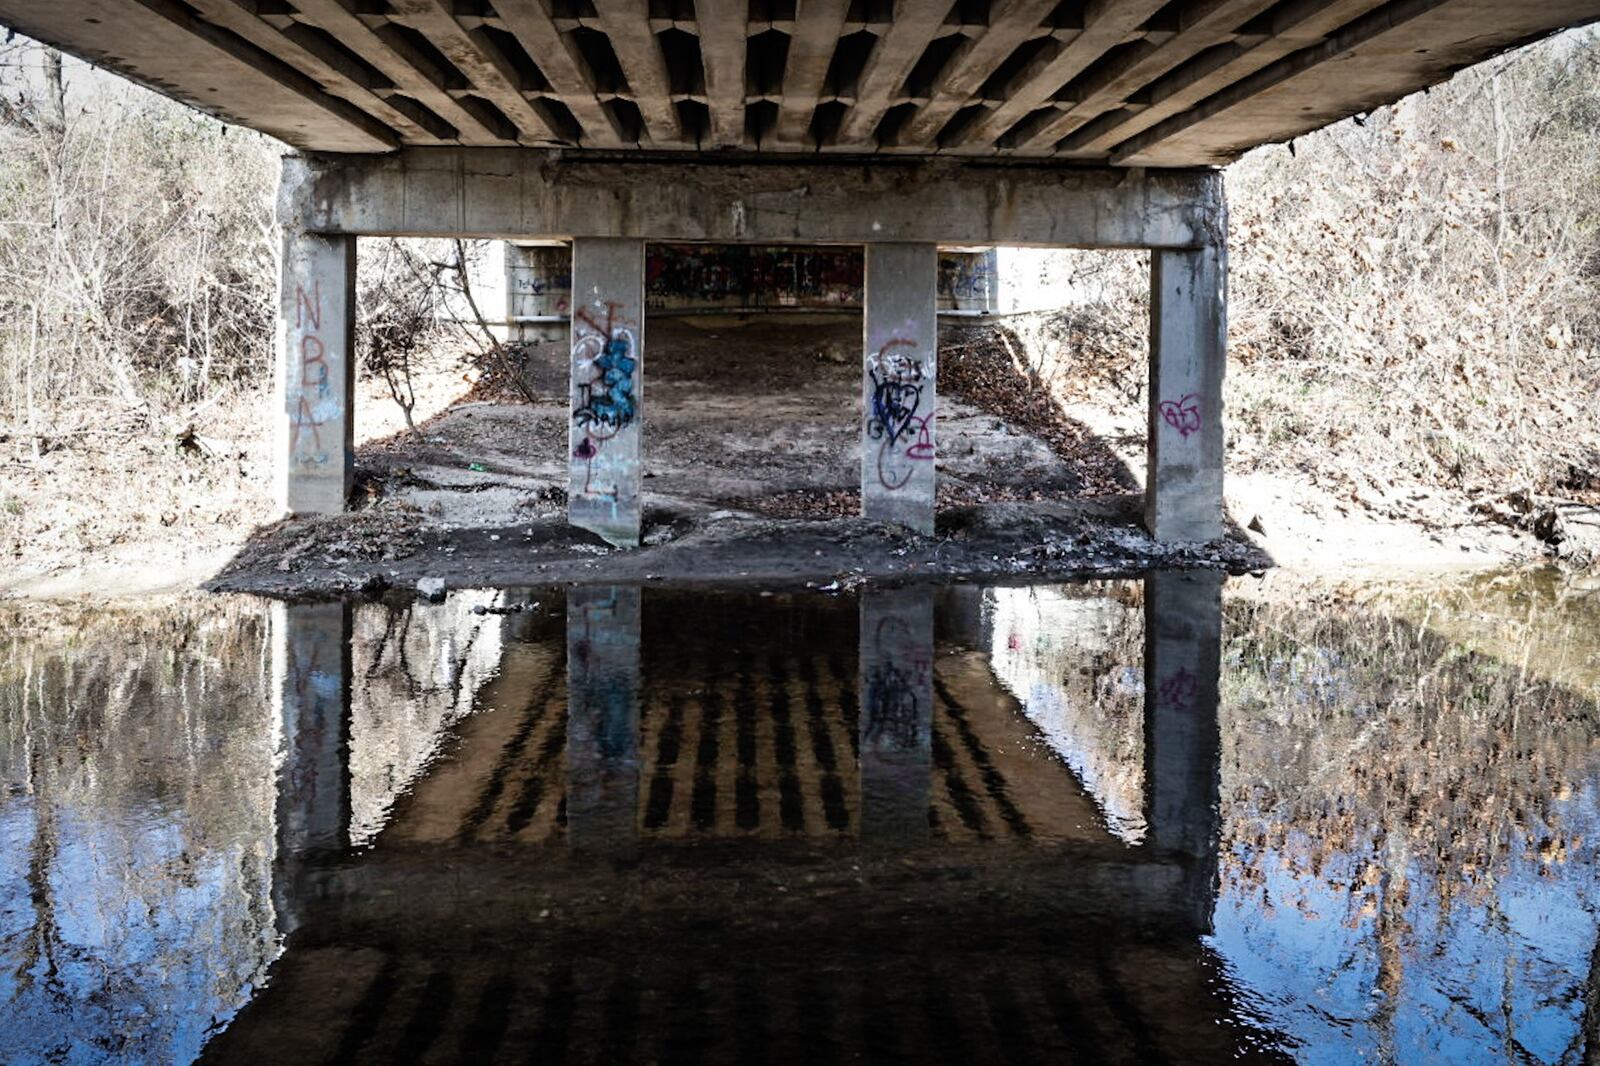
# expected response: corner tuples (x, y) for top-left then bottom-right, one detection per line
(2, 570), (1599, 1064)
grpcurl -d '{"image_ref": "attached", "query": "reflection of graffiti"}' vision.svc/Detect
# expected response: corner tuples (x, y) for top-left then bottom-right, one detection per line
(866, 613), (929, 748)
(866, 338), (935, 491)
(290, 281), (335, 465)
(571, 301), (637, 495)
(645, 245), (862, 310)
(1158, 667), (1198, 712)
(865, 663), (921, 747)
(1159, 393), (1202, 438)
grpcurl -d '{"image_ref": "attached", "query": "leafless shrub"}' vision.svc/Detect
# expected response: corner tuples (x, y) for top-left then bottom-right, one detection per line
(0, 43), (279, 436)
(1039, 29), (1600, 500)
(358, 239), (453, 439)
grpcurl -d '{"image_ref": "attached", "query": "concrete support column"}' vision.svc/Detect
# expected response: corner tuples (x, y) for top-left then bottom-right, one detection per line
(506, 242), (572, 344)
(859, 586), (934, 843)
(1142, 570), (1223, 930)
(276, 231), (356, 515)
(566, 586), (641, 851)
(863, 243), (938, 535)
(1146, 241), (1227, 542)
(569, 238), (645, 547)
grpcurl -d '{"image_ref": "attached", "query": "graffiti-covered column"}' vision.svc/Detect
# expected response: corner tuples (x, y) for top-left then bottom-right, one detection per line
(569, 238), (645, 547)
(1147, 236), (1227, 542)
(271, 600), (351, 932)
(276, 232), (356, 515)
(567, 586), (642, 851)
(863, 242), (938, 535)
(859, 586), (934, 842)
(1143, 570), (1223, 930)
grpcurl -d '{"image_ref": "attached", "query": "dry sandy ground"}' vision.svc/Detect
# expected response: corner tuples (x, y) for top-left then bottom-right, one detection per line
(2, 314), (1588, 600)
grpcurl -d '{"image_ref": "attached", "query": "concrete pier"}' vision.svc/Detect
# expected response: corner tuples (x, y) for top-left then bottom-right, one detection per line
(569, 238), (645, 547)
(505, 241), (571, 344)
(859, 585), (934, 842)
(1143, 570), (1223, 930)
(863, 243), (938, 535)
(1147, 243), (1228, 542)
(276, 231), (355, 516)
(566, 585), (642, 851)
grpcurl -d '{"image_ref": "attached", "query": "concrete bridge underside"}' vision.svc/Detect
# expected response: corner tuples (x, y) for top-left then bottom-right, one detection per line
(2, 1), (1596, 546)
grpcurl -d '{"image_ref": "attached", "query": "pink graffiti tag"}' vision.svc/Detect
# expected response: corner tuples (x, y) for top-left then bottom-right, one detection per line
(1158, 667), (1198, 712)
(1159, 394), (1202, 438)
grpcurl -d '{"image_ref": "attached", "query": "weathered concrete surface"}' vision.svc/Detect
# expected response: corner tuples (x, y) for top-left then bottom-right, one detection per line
(0, 0), (397, 152)
(278, 150), (1224, 249)
(8, 0), (1595, 166)
(1146, 242), (1228, 543)
(277, 231), (356, 516)
(859, 586), (934, 844)
(505, 242), (571, 343)
(863, 243), (938, 535)
(569, 238), (645, 548)
(566, 585), (642, 852)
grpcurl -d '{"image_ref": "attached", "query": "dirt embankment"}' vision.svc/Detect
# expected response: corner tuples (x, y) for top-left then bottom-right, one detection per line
(3, 315), (1592, 601)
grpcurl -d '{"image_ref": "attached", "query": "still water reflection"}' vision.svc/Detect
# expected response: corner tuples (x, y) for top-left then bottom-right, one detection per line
(2, 572), (1599, 1064)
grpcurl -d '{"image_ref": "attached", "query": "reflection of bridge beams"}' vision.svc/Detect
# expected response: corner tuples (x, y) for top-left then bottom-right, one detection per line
(227, 578), (1255, 1062)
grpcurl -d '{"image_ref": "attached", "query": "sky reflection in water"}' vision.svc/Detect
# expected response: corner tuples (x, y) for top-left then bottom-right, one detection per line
(1, 572), (1598, 1064)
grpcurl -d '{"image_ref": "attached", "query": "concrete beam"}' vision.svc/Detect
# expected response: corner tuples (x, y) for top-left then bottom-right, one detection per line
(569, 238), (645, 548)
(276, 231), (356, 516)
(1146, 237), (1227, 543)
(863, 243), (938, 535)
(279, 149), (1223, 249)
(0, 0), (398, 153)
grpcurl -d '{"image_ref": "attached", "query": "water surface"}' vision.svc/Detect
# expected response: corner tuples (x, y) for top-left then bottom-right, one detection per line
(3, 571), (1599, 1064)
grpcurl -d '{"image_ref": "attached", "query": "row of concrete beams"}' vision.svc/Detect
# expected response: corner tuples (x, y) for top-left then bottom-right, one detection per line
(277, 151), (1226, 545)
(3, 1), (1593, 164)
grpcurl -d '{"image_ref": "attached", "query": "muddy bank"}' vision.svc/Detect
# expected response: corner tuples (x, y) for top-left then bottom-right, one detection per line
(7, 314), (1592, 601)
(206, 496), (1269, 597)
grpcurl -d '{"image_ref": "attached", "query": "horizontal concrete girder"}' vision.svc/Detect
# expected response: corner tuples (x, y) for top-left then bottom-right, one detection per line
(279, 149), (1223, 249)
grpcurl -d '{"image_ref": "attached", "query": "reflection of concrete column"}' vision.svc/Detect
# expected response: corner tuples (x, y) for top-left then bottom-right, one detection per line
(863, 242), (938, 535)
(272, 600), (351, 934)
(1143, 570), (1222, 930)
(569, 238), (645, 547)
(859, 586), (934, 843)
(1146, 239), (1227, 542)
(273, 601), (352, 855)
(276, 230), (356, 515)
(566, 586), (641, 851)
(506, 242), (572, 343)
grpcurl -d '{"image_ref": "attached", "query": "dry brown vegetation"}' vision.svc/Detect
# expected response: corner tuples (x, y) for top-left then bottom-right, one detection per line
(1045, 29), (1600, 508)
